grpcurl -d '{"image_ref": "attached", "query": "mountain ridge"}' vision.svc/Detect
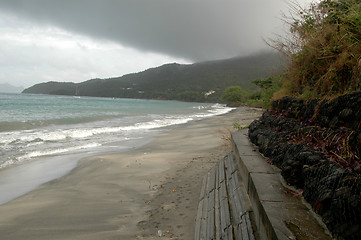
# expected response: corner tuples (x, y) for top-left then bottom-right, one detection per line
(23, 51), (284, 102)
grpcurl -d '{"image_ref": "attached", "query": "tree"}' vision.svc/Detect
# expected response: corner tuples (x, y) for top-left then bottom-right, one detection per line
(252, 77), (273, 89)
(221, 86), (245, 103)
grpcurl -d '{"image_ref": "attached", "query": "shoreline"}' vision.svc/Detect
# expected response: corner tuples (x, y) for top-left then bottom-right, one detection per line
(0, 107), (262, 240)
(0, 137), (154, 206)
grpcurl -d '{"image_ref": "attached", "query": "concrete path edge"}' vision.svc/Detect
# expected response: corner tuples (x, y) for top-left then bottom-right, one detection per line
(231, 129), (332, 240)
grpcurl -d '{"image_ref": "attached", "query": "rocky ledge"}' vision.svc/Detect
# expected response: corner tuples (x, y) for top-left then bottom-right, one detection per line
(248, 92), (361, 240)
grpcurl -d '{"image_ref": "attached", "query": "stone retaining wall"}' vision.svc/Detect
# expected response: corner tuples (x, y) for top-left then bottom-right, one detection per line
(248, 92), (361, 240)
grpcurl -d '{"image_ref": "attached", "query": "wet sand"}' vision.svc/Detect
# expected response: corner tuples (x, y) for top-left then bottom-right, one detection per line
(0, 107), (262, 240)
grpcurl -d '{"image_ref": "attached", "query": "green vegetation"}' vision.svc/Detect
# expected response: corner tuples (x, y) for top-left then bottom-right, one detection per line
(221, 86), (251, 106)
(218, 0), (361, 108)
(232, 122), (249, 130)
(23, 52), (282, 103)
(269, 0), (361, 99)
(251, 76), (283, 108)
(221, 76), (282, 109)
(223, 0), (361, 108)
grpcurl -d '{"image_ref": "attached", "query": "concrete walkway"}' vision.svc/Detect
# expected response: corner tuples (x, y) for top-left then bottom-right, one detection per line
(232, 129), (332, 240)
(196, 129), (332, 239)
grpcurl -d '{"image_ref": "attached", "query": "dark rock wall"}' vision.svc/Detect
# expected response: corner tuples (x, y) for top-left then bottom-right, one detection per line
(249, 92), (361, 240)
(271, 92), (361, 130)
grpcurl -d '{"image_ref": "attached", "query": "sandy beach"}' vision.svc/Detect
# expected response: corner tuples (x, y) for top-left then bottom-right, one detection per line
(0, 107), (262, 240)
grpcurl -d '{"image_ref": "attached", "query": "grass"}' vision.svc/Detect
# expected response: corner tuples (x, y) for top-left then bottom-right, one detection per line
(268, 0), (361, 100)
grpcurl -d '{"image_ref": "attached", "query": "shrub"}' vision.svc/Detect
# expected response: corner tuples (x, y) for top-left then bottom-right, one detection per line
(251, 75), (283, 108)
(221, 86), (250, 105)
(269, 0), (361, 98)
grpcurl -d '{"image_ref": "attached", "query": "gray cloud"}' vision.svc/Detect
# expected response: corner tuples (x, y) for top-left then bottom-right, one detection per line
(0, 0), (292, 61)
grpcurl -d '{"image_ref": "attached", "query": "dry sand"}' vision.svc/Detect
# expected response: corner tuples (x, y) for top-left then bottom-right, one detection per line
(0, 107), (262, 240)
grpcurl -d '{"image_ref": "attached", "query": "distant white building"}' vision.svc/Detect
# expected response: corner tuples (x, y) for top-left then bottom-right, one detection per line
(205, 90), (215, 96)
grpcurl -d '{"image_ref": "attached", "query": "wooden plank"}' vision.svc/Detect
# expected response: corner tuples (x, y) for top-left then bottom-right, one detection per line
(207, 166), (216, 194)
(227, 171), (242, 237)
(219, 202), (227, 233)
(206, 171), (212, 195)
(231, 172), (241, 192)
(199, 174), (208, 201)
(244, 212), (256, 240)
(206, 207), (215, 240)
(223, 195), (231, 231)
(231, 202), (242, 240)
(208, 190), (215, 213)
(223, 182), (231, 230)
(233, 179), (256, 240)
(231, 175), (243, 214)
(227, 226), (234, 240)
(228, 154), (236, 172)
(235, 183), (247, 213)
(225, 168), (231, 191)
(225, 154), (237, 182)
(225, 155), (233, 181)
(220, 164), (233, 238)
(230, 183), (242, 224)
(228, 168), (257, 240)
(215, 162), (220, 191)
(196, 154), (256, 240)
(214, 186), (221, 240)
(219, 181), (229, 233)
(228, 153), (237, 175)
(222, 225), (233, 240)
(235, 188), (256, 240)
(195, 199), (204, 240)
(231, 191), (243, 239)
(237, 212), (255, 240)
(200, 189), (209, 240)
(220, 225), (228, 240)
(227, 173), (236, 196)
(218, 158), (225, 184)
(240, 214), (249, 240)
(219, 181), (227, 203)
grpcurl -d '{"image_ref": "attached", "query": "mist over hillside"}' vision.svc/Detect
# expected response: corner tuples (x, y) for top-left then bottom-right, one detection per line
(0, 83), (24, 93)
(23, 52), (284, 102)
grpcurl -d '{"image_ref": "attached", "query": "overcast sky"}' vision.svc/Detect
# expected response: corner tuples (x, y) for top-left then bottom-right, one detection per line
(0, 0), (314, 88)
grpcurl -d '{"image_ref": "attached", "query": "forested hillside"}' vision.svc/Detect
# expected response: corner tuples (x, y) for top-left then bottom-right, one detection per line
(23, 52), (283, 102)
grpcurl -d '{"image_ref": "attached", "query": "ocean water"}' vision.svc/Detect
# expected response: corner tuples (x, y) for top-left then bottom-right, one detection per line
(0, 93), (232, 170)
(0, 93), (233, 204)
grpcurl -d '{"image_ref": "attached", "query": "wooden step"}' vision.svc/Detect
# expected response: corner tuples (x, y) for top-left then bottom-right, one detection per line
(195, 153), (255, 240)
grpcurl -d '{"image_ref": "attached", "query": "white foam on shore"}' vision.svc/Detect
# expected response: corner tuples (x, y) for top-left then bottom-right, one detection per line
(1, 103), (233, 169)
(0, 143), (101, 169)
(18, 143), (101, 161)
(0, 103), (234, 200)
(0, 136), (154, 205)
(0, 94), (235, 205)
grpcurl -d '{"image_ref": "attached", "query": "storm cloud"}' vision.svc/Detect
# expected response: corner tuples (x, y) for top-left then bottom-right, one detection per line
(0, 0), (315, 88)
(0, 0), (295, 61)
